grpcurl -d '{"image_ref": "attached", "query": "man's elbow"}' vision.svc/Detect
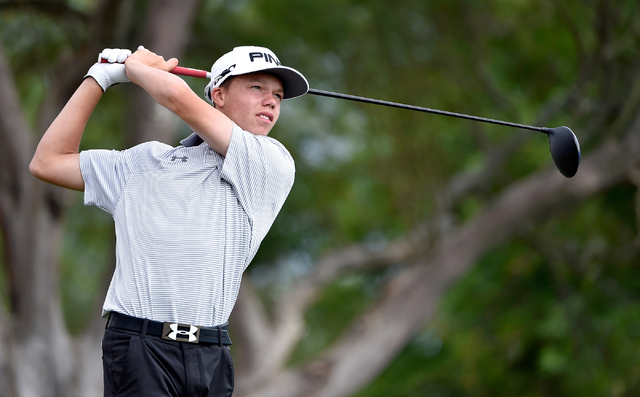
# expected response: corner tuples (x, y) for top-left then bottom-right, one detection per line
(29, 154), (57, 183)
(28, 154), (84, 191)
(29, 155), (46, 180)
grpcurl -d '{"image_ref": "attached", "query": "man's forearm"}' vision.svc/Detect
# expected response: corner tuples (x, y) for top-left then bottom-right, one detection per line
(125, 59), (190, 111)
(41, 77), (103, 154)
(30, 77), (103, 190)
(126, 56), (233, 156)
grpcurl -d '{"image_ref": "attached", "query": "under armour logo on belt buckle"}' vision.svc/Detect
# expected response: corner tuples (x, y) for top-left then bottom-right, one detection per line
(162, 322), (200, 343)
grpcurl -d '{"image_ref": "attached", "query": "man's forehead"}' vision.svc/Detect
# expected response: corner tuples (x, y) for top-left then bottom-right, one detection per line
(236, 72), (284, 90)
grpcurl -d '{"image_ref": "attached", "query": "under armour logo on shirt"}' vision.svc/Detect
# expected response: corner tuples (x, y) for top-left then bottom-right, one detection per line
(171, 155), (189, 162)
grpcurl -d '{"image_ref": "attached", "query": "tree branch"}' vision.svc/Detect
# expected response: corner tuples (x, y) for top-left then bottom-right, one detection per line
(237, 110), (640, 397)
(231, 279), (273, 376)
(232, 73), (606, 390)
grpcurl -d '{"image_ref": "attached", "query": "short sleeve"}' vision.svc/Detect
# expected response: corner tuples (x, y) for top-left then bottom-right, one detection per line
(80, 141), (172, 214)
(220, 124), (295, 223)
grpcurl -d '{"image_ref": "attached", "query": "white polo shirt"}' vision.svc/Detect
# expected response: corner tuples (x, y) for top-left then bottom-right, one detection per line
(79, 124), (295, 327)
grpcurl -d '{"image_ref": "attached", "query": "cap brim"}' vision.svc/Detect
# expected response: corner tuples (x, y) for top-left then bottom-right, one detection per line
(267, 66), (308, 99)
(236, 66), (308, 99)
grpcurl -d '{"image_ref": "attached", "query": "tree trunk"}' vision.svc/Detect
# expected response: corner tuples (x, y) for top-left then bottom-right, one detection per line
(128, 0), (201, 146)
(0, 34), (72, 397)
(0, 1), (201, 395)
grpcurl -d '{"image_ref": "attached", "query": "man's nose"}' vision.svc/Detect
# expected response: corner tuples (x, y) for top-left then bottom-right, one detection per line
(263, 92), (277, 107)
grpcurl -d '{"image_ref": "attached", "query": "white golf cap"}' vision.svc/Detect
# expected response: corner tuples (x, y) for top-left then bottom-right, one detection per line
(204, 46), (309, 102)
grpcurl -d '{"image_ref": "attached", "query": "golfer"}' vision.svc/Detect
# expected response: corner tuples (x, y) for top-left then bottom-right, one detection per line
(30, 45), (308, 396)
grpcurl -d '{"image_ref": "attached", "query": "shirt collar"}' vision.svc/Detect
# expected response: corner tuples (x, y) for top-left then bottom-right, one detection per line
(180, 132), (204, 147)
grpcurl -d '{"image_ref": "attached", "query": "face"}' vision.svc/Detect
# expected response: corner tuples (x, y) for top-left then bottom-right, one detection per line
(212, 72), (284, 136)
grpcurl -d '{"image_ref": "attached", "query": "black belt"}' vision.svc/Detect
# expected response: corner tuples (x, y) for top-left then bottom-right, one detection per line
(107, 312), (232, 346)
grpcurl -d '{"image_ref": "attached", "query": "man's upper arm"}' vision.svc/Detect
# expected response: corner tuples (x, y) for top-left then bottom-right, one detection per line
(29, 153), (84, 191)
(162, 82), (234, 156)
(123, 61), (234, 157)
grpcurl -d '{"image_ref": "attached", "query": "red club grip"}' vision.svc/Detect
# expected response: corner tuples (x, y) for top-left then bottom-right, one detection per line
(99, 59), (210, 79)
(170, 66), (209, 79)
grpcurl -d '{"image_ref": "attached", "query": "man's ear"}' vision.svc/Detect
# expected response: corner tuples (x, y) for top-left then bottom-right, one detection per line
(211, 86), (225, 108)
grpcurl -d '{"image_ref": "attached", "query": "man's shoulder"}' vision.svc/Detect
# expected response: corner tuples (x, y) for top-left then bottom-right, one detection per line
(132, 140), (175, 154)
(117, 141), (181, 165)
(81, 140), (174, 157)
(231, 126), (293, 161)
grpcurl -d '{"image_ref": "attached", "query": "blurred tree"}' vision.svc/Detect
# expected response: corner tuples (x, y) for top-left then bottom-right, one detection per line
(0, 0), (200, 395)
(1, 0), (640, 396)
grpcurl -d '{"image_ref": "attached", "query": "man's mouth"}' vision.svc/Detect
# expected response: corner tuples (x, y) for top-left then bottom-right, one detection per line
(257, 113), (273, 122)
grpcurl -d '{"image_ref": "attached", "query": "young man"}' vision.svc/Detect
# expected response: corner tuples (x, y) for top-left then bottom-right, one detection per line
(30, 45), (308, 396)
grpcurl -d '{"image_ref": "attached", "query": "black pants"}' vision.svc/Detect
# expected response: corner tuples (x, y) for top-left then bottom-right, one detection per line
(102, 327), (234, 396)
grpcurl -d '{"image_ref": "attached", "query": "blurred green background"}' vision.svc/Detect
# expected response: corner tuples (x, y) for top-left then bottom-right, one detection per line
(2, 0), (640, 396)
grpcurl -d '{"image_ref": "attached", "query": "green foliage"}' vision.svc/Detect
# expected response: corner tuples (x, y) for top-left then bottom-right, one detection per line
(1, 11), (77, 128)
(289, 272), (381, 365)
(357, 183), (640, 396)
(60, 195), (115, 334)
(2, 0), (640, 394)
(1, 12), (76, 69)
(203, 0), (597, 263)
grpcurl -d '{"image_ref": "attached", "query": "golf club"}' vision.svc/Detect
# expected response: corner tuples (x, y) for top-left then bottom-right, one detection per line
(307, 89), (581, 178)
(109, 62), (581, 178)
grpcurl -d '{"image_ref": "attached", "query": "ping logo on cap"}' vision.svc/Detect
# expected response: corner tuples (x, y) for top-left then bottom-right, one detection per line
(249, 52), (281, 66)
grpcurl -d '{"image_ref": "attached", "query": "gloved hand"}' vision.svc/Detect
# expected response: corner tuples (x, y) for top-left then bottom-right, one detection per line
(84, 48), (132, 92)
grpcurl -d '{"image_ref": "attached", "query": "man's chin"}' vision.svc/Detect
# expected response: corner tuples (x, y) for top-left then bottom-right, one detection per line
(234, 118), (274, 136)
(247, 125), (273, 136)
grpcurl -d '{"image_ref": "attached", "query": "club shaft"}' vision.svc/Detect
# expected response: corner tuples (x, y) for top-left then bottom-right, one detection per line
(162, 64), (548, 134)
(307, 89), (546, 134)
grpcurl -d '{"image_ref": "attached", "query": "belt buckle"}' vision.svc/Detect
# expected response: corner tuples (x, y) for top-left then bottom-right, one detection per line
(162, 322), (200, 343)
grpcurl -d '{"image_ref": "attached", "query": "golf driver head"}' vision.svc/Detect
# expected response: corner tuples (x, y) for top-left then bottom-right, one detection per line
(546, 126), (580, 178)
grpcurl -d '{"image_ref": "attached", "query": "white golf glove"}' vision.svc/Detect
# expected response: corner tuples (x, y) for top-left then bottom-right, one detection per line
(84, 48), (132, 92)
